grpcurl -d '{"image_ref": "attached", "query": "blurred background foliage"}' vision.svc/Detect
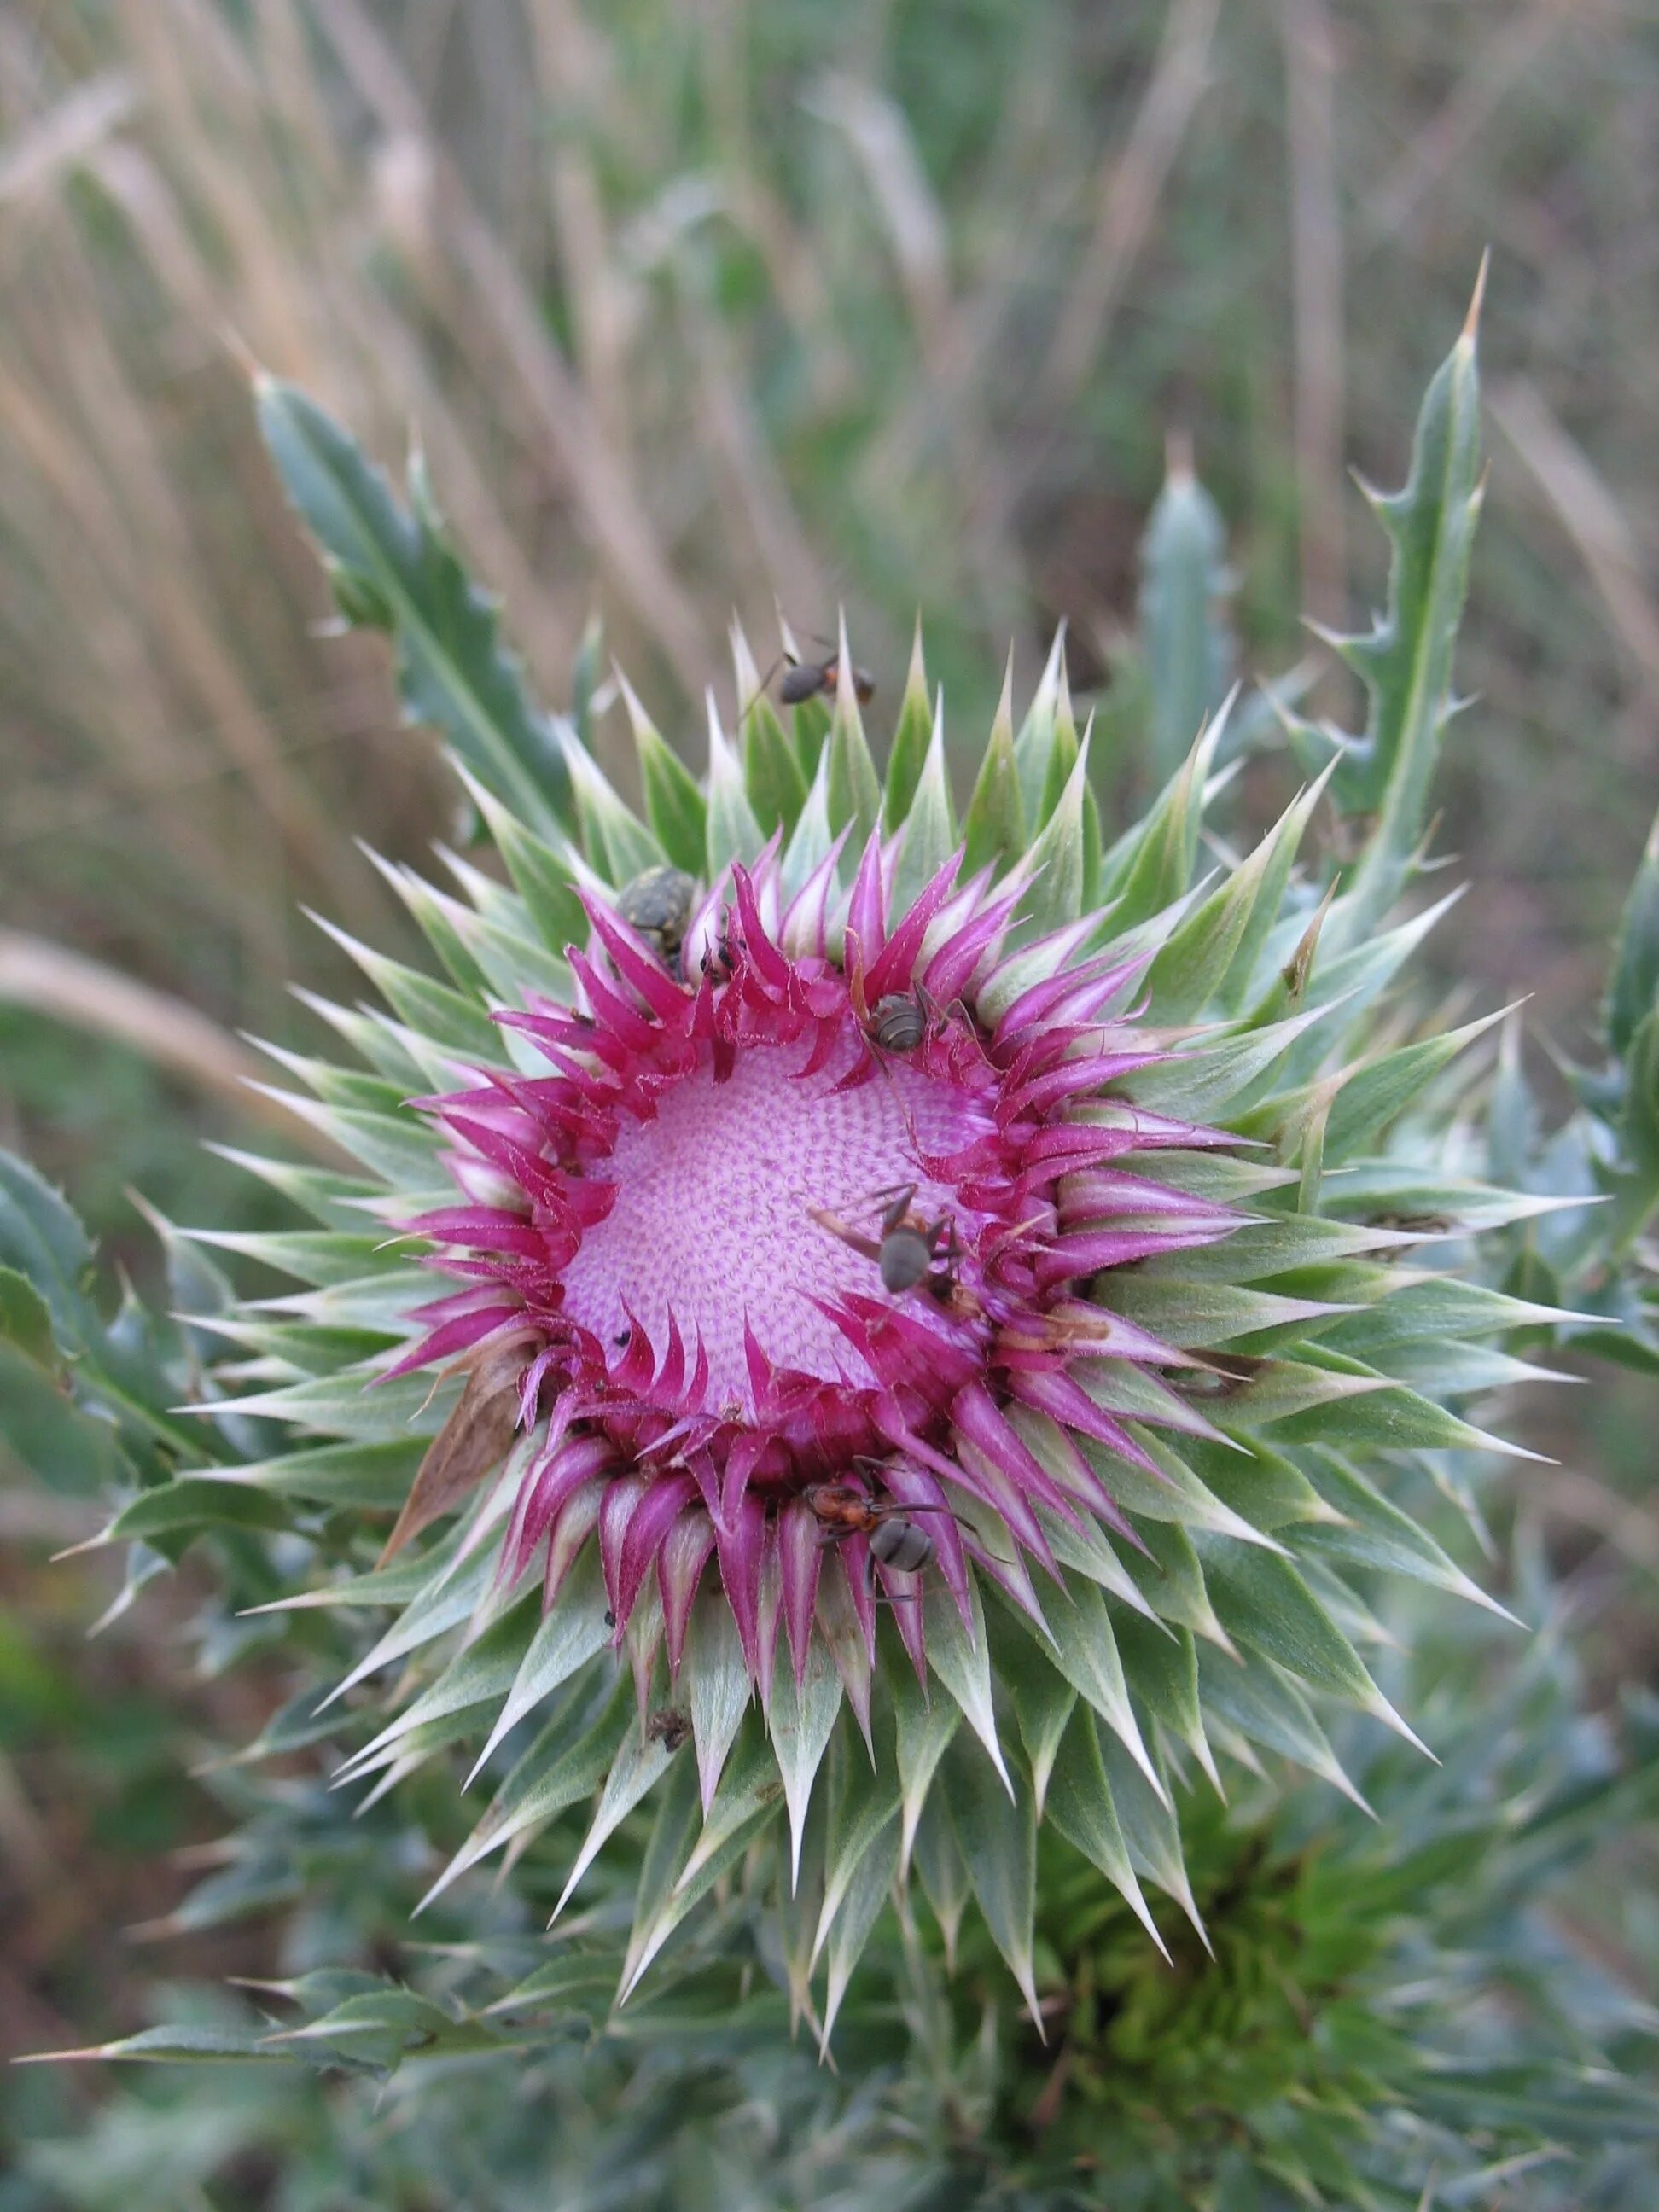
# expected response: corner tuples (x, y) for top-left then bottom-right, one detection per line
(1, 0), (1656, 2194)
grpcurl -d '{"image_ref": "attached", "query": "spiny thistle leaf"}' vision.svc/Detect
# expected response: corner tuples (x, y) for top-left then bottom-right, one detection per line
(257, 377), (573, 837)
(1306, 259), (1487, 950)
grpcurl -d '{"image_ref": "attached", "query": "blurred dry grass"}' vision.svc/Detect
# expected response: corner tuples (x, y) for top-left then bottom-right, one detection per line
(0, 0), (1651, 1051)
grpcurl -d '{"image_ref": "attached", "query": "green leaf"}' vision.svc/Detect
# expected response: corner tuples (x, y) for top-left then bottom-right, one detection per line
(1132, 995), (1353, 1123)
(819, 1810), (899, 2051)
(1138, 445), (1234, 779)
(0, 1151), (96, 1347)
(1010, 738), (1091, 945)
(824, 641), (882, 851)
(39, 2023), (294, 2066)
(1121, 1519), (1230, 1650)
(767, 1635), (844, 1887)
(96, 1477), (293, 1546)
(1025, 1574), (1165, 1805)
(468, 1552), (613, 1778)
(731, 629), (810, 841)
(1044, 1698), (1166, 1952)
(1097, 1726), (1204, 1936)
(997, 1619), (1077, 1815)
(343, 1593), (538, 1773)
(1322, 272), (1486, 946)
(569, 610), (603, 749)
(1608, 807), (1659, 1055)
(922, 1575), (1008, 1792)
(1198, 1542), (1382, 1713)
(365, 853), (493, 1000)
(1319, 1007), (1508, 1161)
(0, 1342), (134, 1496)
(1621, 1006), (1659, 1187)
(1149, 767), (1332, 1018)
(453, 765), (590, 954)
(961, 655), (1025, 879)
(564, 742), (662, 885)
(276, 1987), (491, 2069)
(306, 914), (503, 1062)
(1296, 1447), (1508, 1615)
(621, 1727), (781, 2002)
(1195, 1640), (1366, 1803)
(890, 700), (958, 914)
(781, 742), (836, 900)
(812, 1717), (902, 1965)
(0, 1261), (55, 1369)
(911, 1792), (970, 1966)
(425, 1674), (628, 1908)
(705, 696), (766, 876)
(258, 379), (572, 834)
(672, 1714), (782, 1898)
(687, 1590), (752, 1813)
(940, 1726), (1039, 2020)
(1010, 625), (1069, 828)
(1114, 1615), (1218, 1786)
(617, 672), (707, 877)
(487, 1952), (626, 2020)
(620, 1747), (704, 1989)
(883, 620), (933, 827)
(891, 1650), (960, 1866)
(1100, 709), (1225, 929)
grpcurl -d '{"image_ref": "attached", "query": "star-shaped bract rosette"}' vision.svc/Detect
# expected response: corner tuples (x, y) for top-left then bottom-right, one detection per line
(184, 315), (1558, 2029)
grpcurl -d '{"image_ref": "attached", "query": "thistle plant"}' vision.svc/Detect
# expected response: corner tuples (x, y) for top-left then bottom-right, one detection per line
(5, 282), (1656, 2195)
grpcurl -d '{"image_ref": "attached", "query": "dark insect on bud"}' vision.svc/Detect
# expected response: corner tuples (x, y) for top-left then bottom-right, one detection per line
(616, 866), (696, 975)
(867, 1513), (935, 1574)
(777, 653), (876, 707)
(810, 1182), (965, 1305)
(804, 1470), (955, 1589)
(870, 992), (927, 1053)
(645, 1707), (690, 1754)
(876, 1184), (960, 1298)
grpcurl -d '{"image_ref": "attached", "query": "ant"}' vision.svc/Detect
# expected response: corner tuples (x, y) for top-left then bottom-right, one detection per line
(742, 637), (876, 719)
(645, 1707), (691, 1755)
(777, 645), (875, 707)
(812, 1183), (963, 1301)
(806, 1464), (954, 1582)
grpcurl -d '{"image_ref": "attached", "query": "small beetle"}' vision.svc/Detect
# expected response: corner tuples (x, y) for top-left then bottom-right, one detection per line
(869, 992), (928, 1053)
(616, 865), (696, 976)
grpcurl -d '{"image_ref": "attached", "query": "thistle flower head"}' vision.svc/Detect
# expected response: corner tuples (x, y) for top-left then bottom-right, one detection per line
(394, 827), (1236, 1706)
(114, 300), (1564, 2025)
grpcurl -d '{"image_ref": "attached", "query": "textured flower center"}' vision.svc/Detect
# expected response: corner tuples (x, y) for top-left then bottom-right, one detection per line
(561, 1027), (991, 1411)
